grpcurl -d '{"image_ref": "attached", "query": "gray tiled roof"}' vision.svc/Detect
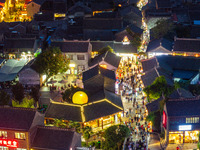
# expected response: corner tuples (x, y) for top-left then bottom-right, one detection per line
(156, 0), (171, 8)
(141, 67), (173, 87)
(84, 101), (122, 121)
(146, 38), (173, 53)
(113, 42), (137, 53)
(173, 38), (200, 53)
(141, 57), (158, 72)
(4, 38), (36, 49)
(146, 97), (163, 113)
(0, 107), (37, 131)
(90, 41), (114, 51)
(166, 97), (200, 117)
(45, 103), (82, 122)
(82, 65), (116, 82)
(45, 89), (123, 122)
(31, 126), (81, 150)
(51, 41), (90, 53)
(89, 51), (121, 68)
(83, 18), (123, 30)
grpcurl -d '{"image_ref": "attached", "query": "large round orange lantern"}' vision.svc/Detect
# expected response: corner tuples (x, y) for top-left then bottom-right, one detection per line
(72, 91), (88, 104)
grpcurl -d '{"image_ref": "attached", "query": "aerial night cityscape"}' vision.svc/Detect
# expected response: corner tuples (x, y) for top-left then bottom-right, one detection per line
(0, 0), (200, 150)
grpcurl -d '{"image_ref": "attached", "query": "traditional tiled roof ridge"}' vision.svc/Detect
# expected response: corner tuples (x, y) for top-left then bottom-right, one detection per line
(36, 125), (76, 132)
(175, 37), (200, 41)
(0, 106), (37, 111)
(5, 37), (36, 40)
(141, 56), (156, 62)
(63, 39), (90, 43)
(85, 18), (122, 20)
(168, 95), (200, 101)
(50, 99), (82, 107)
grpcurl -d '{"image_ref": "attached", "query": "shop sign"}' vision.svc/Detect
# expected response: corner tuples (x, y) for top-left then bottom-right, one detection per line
(179, 125), (192, 131)
(163, 111), (167, 129)
(0, 139), (18, 148)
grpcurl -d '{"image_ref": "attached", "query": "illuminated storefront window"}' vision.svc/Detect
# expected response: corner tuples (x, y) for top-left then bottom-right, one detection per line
(185, 131), (199, 143)
(169, 131), (183, 144)
(0, 146), (8, 150)
(0, 131), (7, 138)
(15, 133), (25, 140)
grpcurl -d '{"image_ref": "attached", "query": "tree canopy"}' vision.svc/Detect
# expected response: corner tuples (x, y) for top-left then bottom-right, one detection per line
(11, 82), (24, 102)
(12, 97), (35, 108)
(151, 19), (174, 39)
(62, 86), (86, 103)
(126, 28), (142, 49)
(0, 90), (10, 106)
(103, 125), (130, 150)
(34, 47), (70, 80)
(143, 76), (175, 101)
(98, 46), (115, 55)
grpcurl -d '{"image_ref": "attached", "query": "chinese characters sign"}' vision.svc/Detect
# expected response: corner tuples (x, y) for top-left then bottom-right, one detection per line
(0, 139), (18, 148)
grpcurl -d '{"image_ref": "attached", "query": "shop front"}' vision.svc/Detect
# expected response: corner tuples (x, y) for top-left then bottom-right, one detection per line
(169, 131), (199, 144)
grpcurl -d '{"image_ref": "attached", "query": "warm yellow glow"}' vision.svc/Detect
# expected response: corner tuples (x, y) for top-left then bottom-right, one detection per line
(100, 64), (107, 69)
(54, 13), (66, 18)
(183, 53), (187, 56)
(105, 99), (123, 110)
(72, 91), (88, 104)
(81, 106), (85, 122)
(195, 54), (199, 57)
(118, 4), (121, 7)
(69, 64), (75, 67)
(172, 53), (176, 56)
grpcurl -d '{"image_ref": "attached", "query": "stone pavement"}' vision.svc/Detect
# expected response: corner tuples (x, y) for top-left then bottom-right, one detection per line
(148, 134), (161, 150)
(166, 143), (197, 150)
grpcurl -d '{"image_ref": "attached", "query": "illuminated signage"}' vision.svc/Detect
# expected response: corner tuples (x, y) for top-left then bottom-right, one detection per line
(179, 125), (192, 131)
(163, 111), (167, 129)
(0, 139), (18, 148)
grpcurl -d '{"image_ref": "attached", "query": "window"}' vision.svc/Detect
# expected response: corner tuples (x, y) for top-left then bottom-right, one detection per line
(77, 55), (85, 60)
(15, 133), (26, 140)
(0, 146), (8, 150)
(68, 55), (73, 60)
(186, 117), (199, 123)
(32, 3), (34, 7)
(0, 131), (7, 138)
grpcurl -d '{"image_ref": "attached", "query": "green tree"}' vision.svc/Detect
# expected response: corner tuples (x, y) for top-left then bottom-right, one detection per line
(151, 19), (174, 39)
(82, 126), (93, 145)
(103, 125), (130, 150)
(146, 111), (156, 124)
(34, 47), (70, 80)
(12, 97), (35, 108)
(0, 90), (10, 105)
(53, 119), (67, 128)
(62, 86), (86, 103)
(30, 86), (40, 103)
(68, 121), (81, 133)
(11, 82), (24, 102)
(126, 28), (142, 49)
(98, 46), (115, 55)
(143, 76), (175, 101)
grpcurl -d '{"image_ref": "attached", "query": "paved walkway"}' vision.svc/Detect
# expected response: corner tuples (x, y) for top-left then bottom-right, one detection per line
(148, 134), (161, 150)
(166, 143), (197, 150)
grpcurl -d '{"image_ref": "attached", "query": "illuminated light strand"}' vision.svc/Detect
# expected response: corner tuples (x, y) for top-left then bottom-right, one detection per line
(80, 106), (85, 122)
(105, 99), (123, 110)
